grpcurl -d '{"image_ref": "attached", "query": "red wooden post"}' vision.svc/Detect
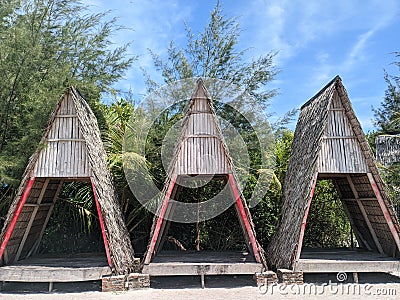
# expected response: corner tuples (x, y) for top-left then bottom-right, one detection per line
(91, 180), (113, 268)
(367, 173), (400, 252)
(294, 173), (318, 265)
(228, 173), (261, 263)
(0, 177), (35, 261)
(144, 174), (177, 265)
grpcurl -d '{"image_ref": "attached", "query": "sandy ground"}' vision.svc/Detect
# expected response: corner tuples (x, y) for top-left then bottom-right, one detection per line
(1, 274), (400, 300)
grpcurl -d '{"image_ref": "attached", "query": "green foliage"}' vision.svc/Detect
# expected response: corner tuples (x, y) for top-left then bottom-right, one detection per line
(146, 2), (278, 108)
(379, 163), (400, 216)
(274, 129), (294, 184)
(250, 174), (282, 247)
(372, 52), (400, 218)
(304, 180), (351, 248)
(40, 182), (103, 254)
(0, 0), (134, 254)
(0, 0), (134, 186)
(102, 98), (154, 252)
(373, 52), (400, 135)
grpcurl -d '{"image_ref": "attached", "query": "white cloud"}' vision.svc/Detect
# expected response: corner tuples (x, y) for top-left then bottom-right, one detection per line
(93, 0), (193, 97)
(241, 0), (399, 66)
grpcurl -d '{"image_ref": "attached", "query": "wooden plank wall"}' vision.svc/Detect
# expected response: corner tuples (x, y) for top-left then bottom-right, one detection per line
(33, 93), (91, 178)
(318, 91), (368, 173)
(175, 96), (230, 175)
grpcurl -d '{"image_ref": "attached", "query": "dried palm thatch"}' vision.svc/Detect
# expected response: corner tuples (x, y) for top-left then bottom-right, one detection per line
(143, 79), (267, 267)
(267, 76), (400, 270)
(0, 87), (136, 274)
(376, 135), (400, 167)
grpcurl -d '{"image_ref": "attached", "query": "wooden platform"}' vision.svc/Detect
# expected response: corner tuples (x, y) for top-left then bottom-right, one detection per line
(296, 248), (400, 273)
(0, 253), (111, 282)
(142, 251), (264, 276)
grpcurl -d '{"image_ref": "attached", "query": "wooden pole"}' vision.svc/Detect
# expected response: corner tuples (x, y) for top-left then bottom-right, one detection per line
(346, 175), (383, 254)
(367, 173), (400, 252)
(144, 174), (177, 264)
(14, 179), (50, 261)
(91, 179), (113, 269)
(0, 177), (35, 260)
(227, 173), (261, 263)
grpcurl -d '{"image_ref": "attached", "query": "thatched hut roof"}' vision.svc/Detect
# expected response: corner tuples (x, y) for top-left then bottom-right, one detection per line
(0, 87), (136, 274)
(267, 76), (400, 270)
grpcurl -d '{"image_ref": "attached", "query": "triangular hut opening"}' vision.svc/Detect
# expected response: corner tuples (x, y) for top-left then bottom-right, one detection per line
(0, 88), (136, 284)
(267, 76), (400, 274)
(142, 79), (266, 278)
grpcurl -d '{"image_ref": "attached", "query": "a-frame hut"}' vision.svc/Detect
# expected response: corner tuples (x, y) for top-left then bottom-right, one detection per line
(142, 79), (266, 281)
(267, 76), (400, 274)
(0, 87), (136, 284)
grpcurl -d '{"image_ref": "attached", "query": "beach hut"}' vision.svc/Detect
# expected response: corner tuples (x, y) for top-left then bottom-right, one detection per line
(142, 79), (266, 286)
(267, 76), (400, 275)
(0, 87), (136, 288)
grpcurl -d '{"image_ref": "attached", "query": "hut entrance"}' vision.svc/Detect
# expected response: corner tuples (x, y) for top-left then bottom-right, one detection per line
(149, 176), (256, 265)
(302, 179), (352, 250)
(0, 88), (135, 288)
(142, 80), (266, 283)
(267, 76), (400, 276)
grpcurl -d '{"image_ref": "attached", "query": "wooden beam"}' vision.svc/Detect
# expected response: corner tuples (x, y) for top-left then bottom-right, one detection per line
(228, 174), (261, 263)
(154, 184), (180, 254)
(23, 203), (53, 207)
(142, 262), (263, 276)
(367, 173), (400, 252)
(91, 179), (113, 269)
(144, 174), (177, 264)
(346, 175), (384, 254)
(0, 177), (36, 261)
(27, 180), (63, 258)
(46, 138), (85, 142)
(342, 198), (377, 202)
(0, 265), (111, 282)
(55, 114), (78, 118)
(323, 136), (357, 139)
(14, 179), (50, 261)
(294, 173), (318, 267)
(329, 108), (345, 111)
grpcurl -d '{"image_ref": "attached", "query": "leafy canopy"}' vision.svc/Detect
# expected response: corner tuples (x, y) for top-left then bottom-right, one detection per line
(0, 0), (134, 185)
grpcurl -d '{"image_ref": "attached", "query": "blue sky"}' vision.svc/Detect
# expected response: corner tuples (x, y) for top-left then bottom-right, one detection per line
(89, 0), (400, 131)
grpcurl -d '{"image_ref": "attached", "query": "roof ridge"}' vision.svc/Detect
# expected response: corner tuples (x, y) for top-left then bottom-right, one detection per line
(300, 75), (341, 110)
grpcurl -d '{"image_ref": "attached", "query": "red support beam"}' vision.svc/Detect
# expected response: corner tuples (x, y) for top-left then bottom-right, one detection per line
(0, 177), (35, 261)
(367, 173), (400, 252)
(91, 180), (113, 269)
(144, 175), (177, 265)
(228, 173), (261, 263)
(294, 173), (318, 265)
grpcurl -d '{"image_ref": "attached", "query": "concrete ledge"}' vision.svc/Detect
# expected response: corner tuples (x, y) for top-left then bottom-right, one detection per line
(102, 273), (150, 292)
(277, 269), (303, 285)
(254, 271), (278, 287)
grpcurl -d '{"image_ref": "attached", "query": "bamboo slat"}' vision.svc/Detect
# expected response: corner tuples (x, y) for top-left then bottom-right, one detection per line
(32, 94), (90, 178)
